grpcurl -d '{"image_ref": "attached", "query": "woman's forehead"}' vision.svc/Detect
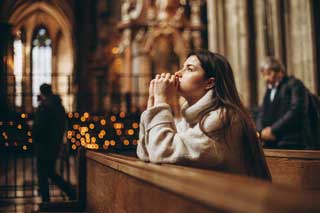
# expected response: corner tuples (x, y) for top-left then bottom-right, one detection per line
(184, 55), (201, 66)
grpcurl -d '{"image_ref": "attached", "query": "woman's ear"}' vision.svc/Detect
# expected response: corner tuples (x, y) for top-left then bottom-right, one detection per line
(204, 77), (215, 90)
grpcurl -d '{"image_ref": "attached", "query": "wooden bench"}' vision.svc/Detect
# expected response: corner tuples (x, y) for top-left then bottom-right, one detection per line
(264, 149), (320, 190)
(86, 150), (320, 213)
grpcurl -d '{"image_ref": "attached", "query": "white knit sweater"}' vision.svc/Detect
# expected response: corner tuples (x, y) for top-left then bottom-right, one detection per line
(137, 90), (247, 173)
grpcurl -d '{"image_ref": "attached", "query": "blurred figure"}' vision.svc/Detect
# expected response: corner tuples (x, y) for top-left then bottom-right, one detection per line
(33, 83), (66, 202)
(257, 57), (308, 149)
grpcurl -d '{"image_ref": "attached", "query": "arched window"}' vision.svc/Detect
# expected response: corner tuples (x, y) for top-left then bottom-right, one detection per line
(32, 27), (52, 107)
(13, 31), (24, 108)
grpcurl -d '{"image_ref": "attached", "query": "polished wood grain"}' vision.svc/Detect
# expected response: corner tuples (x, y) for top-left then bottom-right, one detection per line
(264, 149), (320, 190)
(86, 151), (320, 213)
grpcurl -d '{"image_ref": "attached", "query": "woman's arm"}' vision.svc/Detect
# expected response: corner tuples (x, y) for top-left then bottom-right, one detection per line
(139, 104), (223, 167)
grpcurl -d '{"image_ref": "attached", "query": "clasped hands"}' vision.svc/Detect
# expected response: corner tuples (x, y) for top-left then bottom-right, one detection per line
(147, 73), (178, 109)
(260, 126), (276, 141)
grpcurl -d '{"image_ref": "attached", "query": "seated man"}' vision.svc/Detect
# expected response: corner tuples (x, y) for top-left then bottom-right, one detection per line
(257, 57), (308, 149)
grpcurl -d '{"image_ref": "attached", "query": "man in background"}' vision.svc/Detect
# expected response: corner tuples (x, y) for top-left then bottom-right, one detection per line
(33, 83), (66, 202)
(256, 57), (308, 149)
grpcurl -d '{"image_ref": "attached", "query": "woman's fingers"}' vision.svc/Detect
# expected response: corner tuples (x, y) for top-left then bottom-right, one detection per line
(165, 73), (171, 80)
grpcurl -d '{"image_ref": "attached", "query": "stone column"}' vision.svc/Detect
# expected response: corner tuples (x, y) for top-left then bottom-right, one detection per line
(207, 0), (226, 54)
(121, 28), (132, 113)
(284, 0), (316, 92)
(190, 0), (203, 50)
(0, 22), (12, 117)
(224, 0), (251, 106)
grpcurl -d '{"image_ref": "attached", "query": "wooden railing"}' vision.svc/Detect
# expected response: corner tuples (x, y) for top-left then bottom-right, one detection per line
(86, 151), (320, 213)
(264, 149), (320, 190)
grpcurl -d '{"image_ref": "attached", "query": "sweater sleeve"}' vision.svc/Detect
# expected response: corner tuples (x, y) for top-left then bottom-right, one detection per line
(137, 103), (223, 168)
(136, 116), (149, 161)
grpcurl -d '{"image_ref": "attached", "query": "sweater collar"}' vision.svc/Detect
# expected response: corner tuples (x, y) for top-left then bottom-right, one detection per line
(181, 89), (215, 124)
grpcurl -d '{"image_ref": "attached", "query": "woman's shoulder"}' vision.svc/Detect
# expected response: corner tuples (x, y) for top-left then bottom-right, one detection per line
(201, 108), (243, 132)
(201, 108), (225, 132)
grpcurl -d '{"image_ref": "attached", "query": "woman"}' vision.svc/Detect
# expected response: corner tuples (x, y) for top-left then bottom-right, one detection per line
(137, 50), (271, 180)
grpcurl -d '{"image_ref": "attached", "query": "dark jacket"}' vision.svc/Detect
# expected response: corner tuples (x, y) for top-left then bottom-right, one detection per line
(33, 95), (66, 158)
(257, 76), (308, 148)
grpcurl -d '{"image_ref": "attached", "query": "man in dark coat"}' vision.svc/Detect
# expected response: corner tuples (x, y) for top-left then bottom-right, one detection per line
(256, 57), (308, 149)
(33, 83), (66, 202)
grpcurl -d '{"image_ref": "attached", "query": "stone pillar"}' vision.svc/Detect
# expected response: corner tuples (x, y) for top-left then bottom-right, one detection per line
(284, 0), (316, 92)
(190, 0), (203, 50)
(224, 0), (251, 106)
(207, 0), (226, 54)
(121, 28), (132, 113)
(0, 22), (12, 117)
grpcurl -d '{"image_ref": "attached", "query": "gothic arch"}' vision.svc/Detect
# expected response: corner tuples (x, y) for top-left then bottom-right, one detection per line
(6, 1), (75, 112)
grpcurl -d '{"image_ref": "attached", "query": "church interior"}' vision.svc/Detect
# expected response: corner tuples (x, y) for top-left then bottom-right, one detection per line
(1, 0), (320, 212)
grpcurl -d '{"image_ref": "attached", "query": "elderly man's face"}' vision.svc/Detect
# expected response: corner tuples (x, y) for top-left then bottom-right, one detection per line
(261, 69), (280, 86)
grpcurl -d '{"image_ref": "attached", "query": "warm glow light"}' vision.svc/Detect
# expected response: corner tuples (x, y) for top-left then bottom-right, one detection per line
(74, 112), (79, 118)
(22, 145), (27, 151)
(112, 47), (119, 54)
(127, 129), (134, 135)
(72, 144), (77, 150)
(119, 112), (125, 118)
(80, 116), (86, 122)
(132, 122), (139, 129)
(0, 122), (3, 126)
(80, 138), (85, 143)
(116, 130), (122, 135)
(28, 138), (33, 143)
(113, 123), (123, 129)
(132, 139), (138, 145)
(103, 144), (109, 149)
(123, 140), (130, 146)
(100, 130), (106, 135)
(98, 134), (104, 139)
(110, 140), (116, 146)
(110, 116), (116, 122)
(76, 134), (81, 139)
(91, 137), (96, 143)
(81, 141), (86, 146)
(71, 138), (76, 143)
(86, 138), (90, 143)
(85, 133), (90, 138)
(73, 124), (79, 130)
(84, 112), (89, 118)
(93, 116), (99, 122)
(76, 141), (81, 146)
(104, 140), (110, 146)
(89, 123), (95, 129)
(68, 112), (73, 118)
(27, 131), (32, 136)
(21, 113), (26, 118)
(100, 119), (106, 125)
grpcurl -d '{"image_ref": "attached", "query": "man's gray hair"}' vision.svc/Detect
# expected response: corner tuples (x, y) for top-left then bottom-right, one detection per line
(260, 56), (285, 73)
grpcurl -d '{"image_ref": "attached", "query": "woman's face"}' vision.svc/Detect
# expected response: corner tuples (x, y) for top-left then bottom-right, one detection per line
(175, 55), (211, 101)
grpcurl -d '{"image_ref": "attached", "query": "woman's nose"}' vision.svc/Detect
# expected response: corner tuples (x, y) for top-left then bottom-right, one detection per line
(175, 69), (183, 77)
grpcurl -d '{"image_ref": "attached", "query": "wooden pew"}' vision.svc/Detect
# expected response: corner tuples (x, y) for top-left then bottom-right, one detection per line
(264, 149), (320, 190)
(86, 150), (320, 213)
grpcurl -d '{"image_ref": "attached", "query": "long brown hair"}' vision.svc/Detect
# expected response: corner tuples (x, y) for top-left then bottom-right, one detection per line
(189, 50), (271, 180)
